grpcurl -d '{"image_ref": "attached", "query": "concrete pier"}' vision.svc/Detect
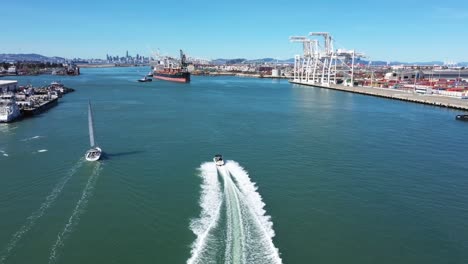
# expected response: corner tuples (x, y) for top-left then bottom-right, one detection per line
(289, 80), (468, 111)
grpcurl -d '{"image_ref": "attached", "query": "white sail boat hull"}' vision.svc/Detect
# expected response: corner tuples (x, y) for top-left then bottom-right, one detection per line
(85, 101), (102, 161)
(85, 147), (102, 161)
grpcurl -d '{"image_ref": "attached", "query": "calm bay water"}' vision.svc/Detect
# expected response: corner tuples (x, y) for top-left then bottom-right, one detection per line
(1, 67), (467, 263)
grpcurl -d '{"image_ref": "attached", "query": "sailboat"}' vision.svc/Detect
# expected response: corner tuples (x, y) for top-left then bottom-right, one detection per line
(85, 101), (102, 161)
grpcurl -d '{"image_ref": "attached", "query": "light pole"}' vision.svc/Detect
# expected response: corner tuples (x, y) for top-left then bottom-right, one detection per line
(413, 70), (417, 94)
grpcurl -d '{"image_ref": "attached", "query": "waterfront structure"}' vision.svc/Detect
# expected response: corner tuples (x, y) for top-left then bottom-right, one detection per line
(0, 80), (18, 93)
(290, 32), (364, 87)
(384, 71), (424, 81)
(0, 81), (74, 122)
(272, 69), (281, 77)
(7, 66), (17, 74)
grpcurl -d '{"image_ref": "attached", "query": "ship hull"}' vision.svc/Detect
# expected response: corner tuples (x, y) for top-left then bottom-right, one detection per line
(153, 72), (190, 83)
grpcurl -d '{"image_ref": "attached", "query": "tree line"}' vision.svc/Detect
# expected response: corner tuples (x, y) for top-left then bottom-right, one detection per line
(1, 62), (64, 69)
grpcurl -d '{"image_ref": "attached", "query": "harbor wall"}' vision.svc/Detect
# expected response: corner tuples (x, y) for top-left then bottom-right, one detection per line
(289, 80), (468, 111)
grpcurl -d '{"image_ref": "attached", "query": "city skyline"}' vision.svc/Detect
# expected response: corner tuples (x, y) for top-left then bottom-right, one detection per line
(2, 0), (468, 62)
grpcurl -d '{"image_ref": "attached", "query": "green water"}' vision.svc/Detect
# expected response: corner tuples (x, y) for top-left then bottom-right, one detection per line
(1, 67), (467, 263)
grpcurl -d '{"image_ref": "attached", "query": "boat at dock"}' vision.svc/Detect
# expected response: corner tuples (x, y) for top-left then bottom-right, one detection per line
(85, 101), (102, 161)
(0, 93), (21, 123)
(153, 49), (190, 83)
(20, 97), (58, 117)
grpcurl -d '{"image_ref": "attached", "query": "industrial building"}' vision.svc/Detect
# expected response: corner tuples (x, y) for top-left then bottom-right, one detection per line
(0, 80), (18, 93)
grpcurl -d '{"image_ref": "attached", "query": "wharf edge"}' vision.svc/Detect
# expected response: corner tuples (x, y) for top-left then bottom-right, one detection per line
(289, 80), (468, 111)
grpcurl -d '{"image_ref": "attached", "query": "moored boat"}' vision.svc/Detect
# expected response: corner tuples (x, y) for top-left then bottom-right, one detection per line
(0, 93), (21, 123)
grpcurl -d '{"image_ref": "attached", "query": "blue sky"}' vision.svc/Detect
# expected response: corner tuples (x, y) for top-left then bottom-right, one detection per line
(2, 0), (468, 62)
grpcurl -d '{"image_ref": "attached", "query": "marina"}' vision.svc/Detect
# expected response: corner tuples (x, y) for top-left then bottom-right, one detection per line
(0, 81), (74, 122)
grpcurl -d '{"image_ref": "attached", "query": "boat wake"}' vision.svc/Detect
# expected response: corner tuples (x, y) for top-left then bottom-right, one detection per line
(48, 162), (102, 264)
(20, 135), (43, 142)
(0, 159), (84, 264)
(187, 162), (223, 264)
(187, 160), (282, 264)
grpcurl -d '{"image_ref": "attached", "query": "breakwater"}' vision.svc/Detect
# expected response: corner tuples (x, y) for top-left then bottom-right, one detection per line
(289, 80), (468, 111)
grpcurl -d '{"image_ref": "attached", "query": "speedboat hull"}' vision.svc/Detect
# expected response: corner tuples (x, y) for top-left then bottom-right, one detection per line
(213, 159), (224, 166)
(85, 147), (102, 161)
(456, 114), (468, 121)
(213, 154), (225, 166)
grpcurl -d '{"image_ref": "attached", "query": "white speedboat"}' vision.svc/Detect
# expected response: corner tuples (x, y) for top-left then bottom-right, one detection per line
(0, 94), (21, 123)
(85, 101), (102, 161)
(213, 154), (224, 166)
(86, 147), (102, 161)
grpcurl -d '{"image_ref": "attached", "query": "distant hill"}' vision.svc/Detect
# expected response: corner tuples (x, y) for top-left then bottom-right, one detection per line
(0, 53), (67, 62)
(359, 60), (468, 66)
(211, 58), (246, 65)
(2, 53), (465, 67)
(369, 61), (445, 66)
(212, 58), (295, 65)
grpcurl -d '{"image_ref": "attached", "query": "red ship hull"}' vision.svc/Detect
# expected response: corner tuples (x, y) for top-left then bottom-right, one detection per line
(153, 71), (190, 83)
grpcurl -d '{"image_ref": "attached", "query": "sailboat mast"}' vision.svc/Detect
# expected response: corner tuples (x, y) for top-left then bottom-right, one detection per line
(88, 101), (95, 147)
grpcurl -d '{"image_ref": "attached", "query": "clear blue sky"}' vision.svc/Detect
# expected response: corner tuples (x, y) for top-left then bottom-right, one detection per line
(2, 0), (468, 62)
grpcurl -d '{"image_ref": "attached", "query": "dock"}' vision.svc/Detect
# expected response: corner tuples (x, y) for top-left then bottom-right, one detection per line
(289, 80), (468, 111)
(21, 97), (58, 117)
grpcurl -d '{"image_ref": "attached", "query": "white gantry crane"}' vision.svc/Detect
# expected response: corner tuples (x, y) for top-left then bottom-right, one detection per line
(290, 32), (365, 87)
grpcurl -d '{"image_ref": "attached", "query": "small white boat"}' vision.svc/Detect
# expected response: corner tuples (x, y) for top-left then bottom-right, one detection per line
(213, 154), (224, 166)
(138, 76), (152, 82)
(85, 101), (102, 161)
(0, 93), (21, 123)
(86, 146), (102, 161)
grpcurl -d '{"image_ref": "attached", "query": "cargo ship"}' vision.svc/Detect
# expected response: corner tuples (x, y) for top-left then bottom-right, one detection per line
(152, 49), (190, 83)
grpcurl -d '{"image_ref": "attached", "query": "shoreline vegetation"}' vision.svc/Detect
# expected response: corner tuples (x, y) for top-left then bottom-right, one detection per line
(0, 62), (80, 77)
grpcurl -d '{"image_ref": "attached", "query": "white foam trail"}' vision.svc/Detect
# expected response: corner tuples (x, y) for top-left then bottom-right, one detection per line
(187, 162), (223, 264)
(21, 135), (42, 141)
(49, 162), (101, 263)
(225, 161), (282, 263)
(219, 166), (246, 264)
(48, 162), (102, 264)
(0, 159), (84, 264)
(188, 160), (282, 264)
